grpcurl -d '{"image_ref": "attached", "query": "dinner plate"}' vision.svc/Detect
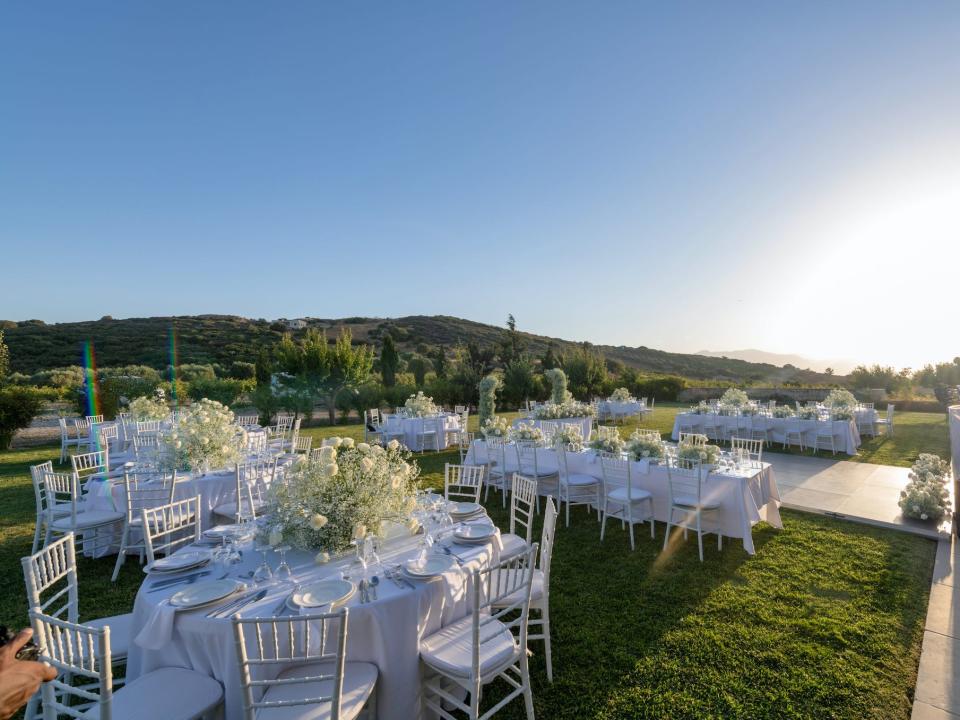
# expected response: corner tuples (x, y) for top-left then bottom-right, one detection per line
(144, 552), (209, 574)
(204, 525), (244, 540)
(289, 580), (356, 609)
(404, 554), (456, 578)
(449, 502), (482, 517)
(454, 523), (497, 542)
(170, 579), (242, 609)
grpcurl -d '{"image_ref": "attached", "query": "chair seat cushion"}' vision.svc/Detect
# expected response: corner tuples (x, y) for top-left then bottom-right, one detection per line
(499, 533), (529, 560)
(607, 486), (652, 502)
(84, 667), (223, 720)
(671, 494), (719, 510)
(563, 473), (599, 487)
(254, 661), (377, 720)
(420, 614), (519, 679)
(87, 613), (133, 659)
(51, 510), (124, 530)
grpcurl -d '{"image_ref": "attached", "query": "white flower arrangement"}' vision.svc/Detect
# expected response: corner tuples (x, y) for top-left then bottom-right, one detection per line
(481, 415), (510, 438)
(532, 400), (595, 419)
(772, 405), (796, 418)
(625, 431), (664, 461)
(677, 438), (722, 465)
(691, 401), (713, 415)
(719, 388), (750, 408)
(404, 391), (438, 417)
(831, 408), (855, 421)
(158, 398), (244, 473)
(552, 424), (584, 451)
(823, 388), (858, 411)
(128, 395), (169, 422)
(797, 405), (821, 420)
(608, 387), (634, 403)
(588, 426), (625, 455)
(261, 439), (420, 553)
(899, 453), (952, 522)
(509, 421), (545, 443)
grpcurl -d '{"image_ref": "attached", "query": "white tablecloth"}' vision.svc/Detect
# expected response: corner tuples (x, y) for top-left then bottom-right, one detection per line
(671, 413), (862, 455)
(516, 416), (593, 441)
(464, 441), (781, 554)
(382, 414), (461, 451)
(597, 401), (648, 418)
(127, 529), (502, 720)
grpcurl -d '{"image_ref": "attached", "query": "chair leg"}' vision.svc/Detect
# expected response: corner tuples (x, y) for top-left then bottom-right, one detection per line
(112, 524), (129, 582)
(662, 507), (673, 551)
(628, 503), (635, 551)
(600, 499), (608, 542)
(696, 511), (704, 562)
(32, 519), (43, 555)
(542, 605), (553, 683)
(648, 499), (655, 539)
(521, 652), (535, 720)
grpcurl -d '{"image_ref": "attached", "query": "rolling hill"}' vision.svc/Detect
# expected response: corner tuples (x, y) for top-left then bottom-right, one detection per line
(1, 314), (842, 385)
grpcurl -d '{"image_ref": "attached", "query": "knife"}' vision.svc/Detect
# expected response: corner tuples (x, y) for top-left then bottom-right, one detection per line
(210, 589), (267, 618)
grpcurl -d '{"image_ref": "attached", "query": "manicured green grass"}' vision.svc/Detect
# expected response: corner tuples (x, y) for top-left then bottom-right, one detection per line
(0, 436), (937, 719)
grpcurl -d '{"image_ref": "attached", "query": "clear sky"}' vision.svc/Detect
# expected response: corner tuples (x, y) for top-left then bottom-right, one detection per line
(2, 2), (958, 370)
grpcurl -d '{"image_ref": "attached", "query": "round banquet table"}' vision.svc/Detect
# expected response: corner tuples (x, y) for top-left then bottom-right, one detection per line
(127, 528), (503, 720)
(381, 413), (462, 451)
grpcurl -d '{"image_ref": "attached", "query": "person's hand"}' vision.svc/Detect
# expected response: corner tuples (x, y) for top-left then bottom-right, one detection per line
(0, 628), (56, 720)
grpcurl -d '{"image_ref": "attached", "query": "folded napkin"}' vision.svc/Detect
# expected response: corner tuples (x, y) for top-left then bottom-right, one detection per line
(134, 601), (176, 650)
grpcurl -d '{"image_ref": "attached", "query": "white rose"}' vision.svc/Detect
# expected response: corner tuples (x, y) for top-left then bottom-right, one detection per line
(353, 523), (366, 540)
(360, 457), (374, 473)
(268, 529), (283, 547)
(387, 439), (399, 451)
(356, 442), (371, 453)
(324, 462), (339, 477)
(314, 551), (330, 564)
(309, 513), (328, 530)
(340, 437), (355, 449)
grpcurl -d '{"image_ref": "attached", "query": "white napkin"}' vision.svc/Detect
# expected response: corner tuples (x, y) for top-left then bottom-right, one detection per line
(134, 600), (176, 650)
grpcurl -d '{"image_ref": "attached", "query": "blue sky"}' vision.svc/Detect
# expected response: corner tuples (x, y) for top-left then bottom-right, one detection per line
(2, 2), (958, 369)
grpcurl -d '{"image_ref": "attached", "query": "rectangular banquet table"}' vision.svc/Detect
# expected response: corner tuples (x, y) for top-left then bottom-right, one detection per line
(382, 413), (462, 451)
(514, 416), (594, 442)
(671, 413), (862, 455)
(127, 529), (503, 720)
(464, 440), (781, 555)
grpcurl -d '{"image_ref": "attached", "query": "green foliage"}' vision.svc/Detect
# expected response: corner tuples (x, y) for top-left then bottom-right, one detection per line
(632, 374), (688, 401)
(850, 364), (912, 394)
(170, 363), (216, 383)
(187, 377), (250, 407)
(501, 357), (536, 409)
(407, 356), (430, 387)
(478, 374), (500, 427)
(380, 334), (400, 387)
(0, 331), (9, 385)
(100, 365), (162, 383)
(382, 383), (418, 409)
(29, 366), (85, 389)
(254, 347), (273, 386)
(0, 386), (45, 449)
(564, 347), (608, 399)
(427, 345), (448, 379)
(545, 367), (569, 405)
(228, 361), (256, 380)
(251, 384), (282, 426)
(498, 314), (526, 364)
(76, 375), (158, 419)
(540, 342), (561, 371)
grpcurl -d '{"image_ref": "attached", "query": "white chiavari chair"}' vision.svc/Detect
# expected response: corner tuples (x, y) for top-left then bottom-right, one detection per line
(875, 404), (895, 436)
(457, 431), (475, 465)
(783, 417), (805, 451)
(515, 441), (559, 507)
(309, 447), (324, 462)
(31, 461), (68, 554)
(454, 405), (467, 414)
(556, 444), (600, 526)
(363, 409), (383, 445)
(678, 432), (708, 447)
(41, 471), (124, 555)
(136, 420), (162, 437)
(247, 430), (268, 457)
(856, 409), (877, 439)
(235, 413), (260, 429)
(58, 417), (82, 462)
(291, 435), (313, 455)
(664, 457), (721, 562)
(730, 436), (764, 465)
(500, 473), (537, 561)
(420, 545), (538, 720)
(112, 470), (180, 580)
(31, 610), (222, 720)
(214, 461), (268, 524)
(443, 463), (484, 504)
(142, 495), (202, 565)
(415, 415), (443, 453)
(812, 415), (843, 455)
(749, 414), (773, 445)
(491, 498), (557, 682)
(233, 609), (377, 720)
(599, 453), (654, 551)
(700, 412), (722, 442)
(71, 449), (115, 491)
(71, 417), (93, 453)
(482, 437), (513, 507)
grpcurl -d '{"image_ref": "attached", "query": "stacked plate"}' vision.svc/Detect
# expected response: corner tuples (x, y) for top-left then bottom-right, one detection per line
(144, 551), (210, 575)
(448, 501), (485, 522)
(286, 579), (356, 611)
(170, 579), (243, 610)
(204, 525), (246, 542)
(453, 522), (497, 545)
(403, 554), (456, 579)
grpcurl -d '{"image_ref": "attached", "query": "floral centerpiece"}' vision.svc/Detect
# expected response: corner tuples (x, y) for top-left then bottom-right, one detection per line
(128, 392), (169, 422)
(481, 415), (510, 438)
(404, 391), (438, 417)
(626, 431), (664, 461)
(261, 438), (420, 556)
(159, 398), (244, 473)
(608, 387), (634, 403)
(719, 388), (750, 408)
(831, 407), (855, 421)
(823, 388), (858, 411)
(691, 401), (713, 415)
(797, 404), (821, 420)
(588, 426), (625, 455)
(899, 453), (952, 522)
(532, 400), (595, 419)
(509, 421), (544, 443)
(677, 438), (722, 465)
(552, 424), (584, 451)
(772, 405), (796, 418)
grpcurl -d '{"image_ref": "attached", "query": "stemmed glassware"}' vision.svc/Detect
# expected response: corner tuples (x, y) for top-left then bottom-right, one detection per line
(252, 540), (274, 585)
(273, 544), (293, 583)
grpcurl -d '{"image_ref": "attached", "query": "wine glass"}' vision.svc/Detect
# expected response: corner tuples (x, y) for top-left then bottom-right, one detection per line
(273, 544), (293, 583)
(252, 540), (274, 585)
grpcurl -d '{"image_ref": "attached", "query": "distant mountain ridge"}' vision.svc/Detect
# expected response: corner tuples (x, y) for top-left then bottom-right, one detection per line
(2, 314), (843, 385)
(696, 349), (854, 375)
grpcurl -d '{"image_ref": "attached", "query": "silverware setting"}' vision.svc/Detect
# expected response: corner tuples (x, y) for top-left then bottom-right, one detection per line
(205, 588), (266, 618)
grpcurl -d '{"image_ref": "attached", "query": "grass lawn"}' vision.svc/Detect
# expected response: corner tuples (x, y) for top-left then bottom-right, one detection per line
(0, 425), (940, 719)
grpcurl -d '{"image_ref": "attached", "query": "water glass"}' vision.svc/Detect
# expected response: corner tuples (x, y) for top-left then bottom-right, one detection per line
(274, 544), (293, 583)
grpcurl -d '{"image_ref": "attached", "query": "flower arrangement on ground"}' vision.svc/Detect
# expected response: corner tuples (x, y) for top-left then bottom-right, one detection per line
(159, 398), (244, 473)
(509, 421), (544, 443)
(532, 400), (595, 419)
(481, 415), (510, 438)
(608, 387), (634, 403)
(404, 391), (438, 417)
(899, 453), (952, 522)
(719, 388), (750, 408)
(552, 424), (584, 451)
(588, 426), (625, 455)
(677, 437), (722, 465)
(261, 438), (420, 555)
(478, 374), (499, 428)
(772, 405), (796, 418)
(823, 388), (858, 411)
(128, 394), (168, 422)
(545, 368), (572, 405)
(798, 405), (821, 420)
(626, 431), (664, 461)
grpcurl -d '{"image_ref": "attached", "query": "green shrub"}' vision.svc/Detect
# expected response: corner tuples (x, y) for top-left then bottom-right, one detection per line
(171, 364), (216, 383)
(229, 361), (256, 380)
(252, 384), (282, 426)
(188, 377), (248, 407)
(383, 383), (417, 410)
(0, 386), (45, 449)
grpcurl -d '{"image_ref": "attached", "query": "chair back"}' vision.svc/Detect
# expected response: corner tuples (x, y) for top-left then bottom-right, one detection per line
(22, 533), (79, 623)
(485, 437), (507, 475)
(42, 471), (82, 526)
(633, 429), (660, 440)
(142, 495), (202, 564)
(667, 457), (704, 505)
(136, 420), (161, 436)
(678, 432), (707, 447)
(556, 444), (575, 483)
(730, 436), (763, 465)
(515, 441), (544, 477)
(85, 415), (104, 425)
(539, 498), (558, 594)
(458, 431), (474, 464)
(510, 473), (537, 544)
(444, 464), (484, 503)
(367, 408), (381, 427)
(234, 461), (269, 522)
(236, 414), (259, 429)
(30, 460), (54, 522)
(31, 611), (114, 720)
(133, 432), (160, 459)
(58, 417), (71, 442)
(247, 431), (267, 456)
(886, 404), (895, 421)
(233, 610), (350, 720)
(71, 450), (109, 486)
(600, 452), (633, 500)
(292, 435), (313, 454)
(121, 470), (179, 524)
